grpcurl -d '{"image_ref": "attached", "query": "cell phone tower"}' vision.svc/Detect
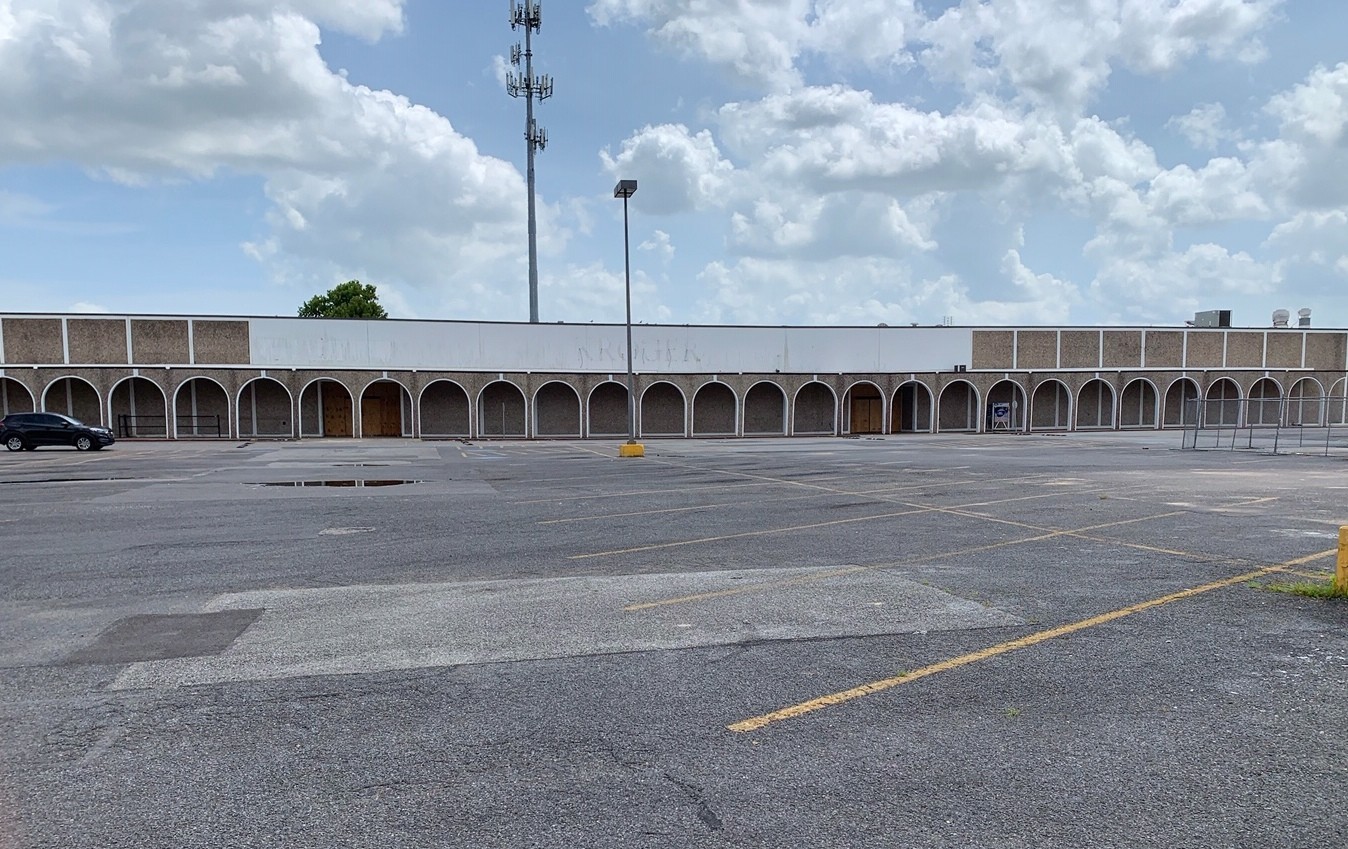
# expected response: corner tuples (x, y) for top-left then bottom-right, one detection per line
(507, 1), (553, 324)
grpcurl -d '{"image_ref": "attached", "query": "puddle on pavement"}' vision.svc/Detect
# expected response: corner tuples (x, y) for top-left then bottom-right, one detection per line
(252, 480), (424, 488)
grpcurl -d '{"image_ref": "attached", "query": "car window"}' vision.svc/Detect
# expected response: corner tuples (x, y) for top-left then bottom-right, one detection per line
(36, 414), (67, 426)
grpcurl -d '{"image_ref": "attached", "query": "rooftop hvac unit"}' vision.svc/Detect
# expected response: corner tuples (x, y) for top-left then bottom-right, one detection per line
(1193, 309), (1231, 328)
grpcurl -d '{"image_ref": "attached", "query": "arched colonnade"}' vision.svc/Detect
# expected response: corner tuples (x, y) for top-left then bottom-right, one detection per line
(1, 371), (1343, 439)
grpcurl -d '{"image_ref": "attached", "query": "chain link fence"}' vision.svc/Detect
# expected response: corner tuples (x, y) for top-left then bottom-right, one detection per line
(1180, 395), (1348, 454)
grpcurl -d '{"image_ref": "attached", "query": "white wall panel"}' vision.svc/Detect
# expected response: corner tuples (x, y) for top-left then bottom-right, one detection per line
(247, 318), (974, 374)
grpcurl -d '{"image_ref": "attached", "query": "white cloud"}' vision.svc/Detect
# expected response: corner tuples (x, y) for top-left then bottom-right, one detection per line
(588, 0), (814, 90)
(0, 0), (538, 317)
(1167, 103), (1232, 150)
(600, 124), (736, 214)
(639, 229), (675, 263)
(918, 0), (1276, 111)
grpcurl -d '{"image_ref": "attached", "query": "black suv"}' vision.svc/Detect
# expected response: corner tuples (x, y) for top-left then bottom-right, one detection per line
(1, 413), (116, 452)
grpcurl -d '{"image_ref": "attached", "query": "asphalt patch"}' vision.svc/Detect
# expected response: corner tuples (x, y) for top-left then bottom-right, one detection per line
(62, 609), (264, 665)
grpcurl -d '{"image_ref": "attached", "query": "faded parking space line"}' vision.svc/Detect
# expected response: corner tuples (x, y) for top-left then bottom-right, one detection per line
(571, 490), (1106, 560)
(727, 547), (1337, 733)
(623, 511), (1187, 610)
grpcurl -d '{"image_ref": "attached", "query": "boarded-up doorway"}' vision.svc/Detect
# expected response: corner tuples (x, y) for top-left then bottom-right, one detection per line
(846, 383), (883, 434)
(360, 381), (406, 437)
(323, 385), (354, 437)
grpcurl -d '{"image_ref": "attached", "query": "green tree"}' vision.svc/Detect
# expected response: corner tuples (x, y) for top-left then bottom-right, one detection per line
(298, 280), (388, 319)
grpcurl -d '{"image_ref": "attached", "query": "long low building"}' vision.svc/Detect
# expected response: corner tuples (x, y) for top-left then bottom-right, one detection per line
(0, 313), (1345, 439)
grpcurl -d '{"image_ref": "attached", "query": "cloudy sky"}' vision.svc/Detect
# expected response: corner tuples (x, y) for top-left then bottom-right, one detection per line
(2, 0), (1346, 328)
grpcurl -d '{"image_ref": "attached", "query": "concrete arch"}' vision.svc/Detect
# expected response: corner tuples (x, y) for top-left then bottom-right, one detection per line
(1286, 377), (1325, 426)
(1246, 377), (1283, 426)
(843, 380), (885, 434)
(641, 381), (687, 437)
(0, 377), (36, 416)
(587, 381), (630, 438)
(1075, 378), (1116, 430)
(892, 380), (933, 433)
(298, 377), (354, 438)
(792, 381), (837, 436)
(109, 375), (169, 437)
(1119, 378), (1160, 429)
(1163, 377), (1201, 427)
(1203, 377), (1243, 427)
(692, 380), (737, 437)
(1030, 379), (1072, 431)
(985, 379), (1026, 432)
(236, 377), (294, 438)
(743, 381), (787, 436)
(42, 376), (104, 425)
(936, 380), (980, 433)
(359, 378), (413, 438)
(419, 379), (471, 438)
(1330, 378), (1348, 425)
(534, 380), (582, 438)
(173, 376), (231, 438)
(478, 379), (527, 438)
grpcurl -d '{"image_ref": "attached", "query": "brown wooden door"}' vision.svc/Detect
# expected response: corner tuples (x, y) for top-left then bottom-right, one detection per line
(851, 397), (882, 433)
(322, 388), (353, 437)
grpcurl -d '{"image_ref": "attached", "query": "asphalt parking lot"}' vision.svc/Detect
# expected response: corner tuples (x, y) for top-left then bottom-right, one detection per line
(1, 433), (1345, 848)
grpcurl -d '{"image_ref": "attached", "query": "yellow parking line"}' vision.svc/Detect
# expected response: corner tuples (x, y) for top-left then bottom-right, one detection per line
(726, 548), (1337, 733)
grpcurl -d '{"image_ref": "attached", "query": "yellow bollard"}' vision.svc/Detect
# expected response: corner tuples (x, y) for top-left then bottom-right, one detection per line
(1337, 527), (1348, 595)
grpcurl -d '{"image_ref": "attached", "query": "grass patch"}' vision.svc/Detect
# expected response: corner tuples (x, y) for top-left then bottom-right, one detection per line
(1002, 706), (1022, 718)
(1262, 579), (1348, 600)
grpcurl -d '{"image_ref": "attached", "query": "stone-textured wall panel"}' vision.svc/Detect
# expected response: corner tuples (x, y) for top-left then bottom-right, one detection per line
(1224, 332), (1264, 368)
(132, 320), (190, 365)
(641, 379), (687, 435)
(535, 383), (581, 436)
(1305, 333), (1347, 372)
(1017, 331), (1058, 370)
(1059, 331), (1100, 369)
(1, 376), (37, 414)
(743, 382), (788, 434)
(67, 319), (126, 365)
(1264, 333), (1303, 369)
(419, 377), (471, 436)
(1102, 331), (1141, 369)
(972, 331), (1014, 370)
(193, 320), (250, 365)
(692, 382), (737, 435)
(1184, 332), (1224, 368)
(1144, 332), (1183, 368)
(4, 318), (64, 365)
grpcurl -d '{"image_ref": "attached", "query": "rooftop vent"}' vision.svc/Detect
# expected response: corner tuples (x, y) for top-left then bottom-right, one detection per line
(1298, 308), (1312, 328)
(1272, 309), (1290, 328)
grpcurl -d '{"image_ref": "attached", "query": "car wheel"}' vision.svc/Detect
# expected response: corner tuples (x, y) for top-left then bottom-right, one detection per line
(74, 435), (94, 451)
(3, 435), (24, 452)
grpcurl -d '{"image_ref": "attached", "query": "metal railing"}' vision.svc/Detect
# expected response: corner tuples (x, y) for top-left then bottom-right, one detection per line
(1180, 396), (1348, 455)
(116, 414), (225, 438)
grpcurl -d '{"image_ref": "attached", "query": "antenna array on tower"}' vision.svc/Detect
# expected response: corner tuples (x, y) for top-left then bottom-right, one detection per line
(506, 1), (553, 323)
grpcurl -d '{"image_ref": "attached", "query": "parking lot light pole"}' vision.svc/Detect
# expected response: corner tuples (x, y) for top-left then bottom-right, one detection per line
(614, 179), (643, 458)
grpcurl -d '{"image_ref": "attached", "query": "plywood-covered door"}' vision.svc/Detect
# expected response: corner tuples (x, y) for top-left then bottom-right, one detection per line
(323, 388), (353, 437)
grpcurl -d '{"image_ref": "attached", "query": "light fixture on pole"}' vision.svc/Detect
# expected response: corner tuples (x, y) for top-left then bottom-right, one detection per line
(614, 179), (643, 458)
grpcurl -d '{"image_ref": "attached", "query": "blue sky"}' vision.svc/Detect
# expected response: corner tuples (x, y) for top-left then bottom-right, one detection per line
(2, 0), (1347, 329)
